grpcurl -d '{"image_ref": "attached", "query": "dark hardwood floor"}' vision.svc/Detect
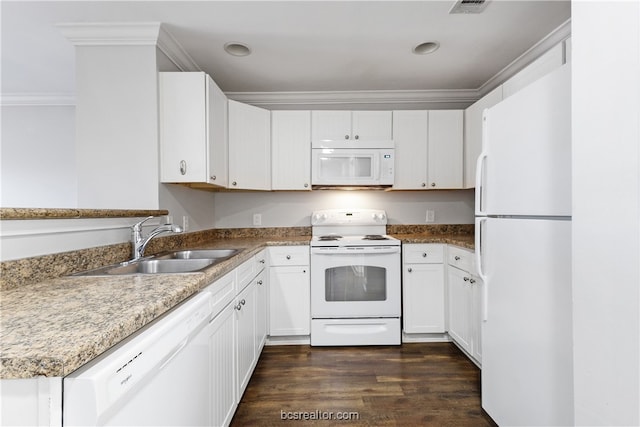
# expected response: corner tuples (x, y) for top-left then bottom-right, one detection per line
(231, 342), (497, 426)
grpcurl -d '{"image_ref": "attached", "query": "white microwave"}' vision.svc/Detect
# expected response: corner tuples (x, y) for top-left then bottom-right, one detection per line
(311, 148), (394, 187)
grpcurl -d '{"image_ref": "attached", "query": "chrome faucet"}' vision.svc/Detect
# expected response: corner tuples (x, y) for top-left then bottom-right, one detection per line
(131, 216), (183, 260)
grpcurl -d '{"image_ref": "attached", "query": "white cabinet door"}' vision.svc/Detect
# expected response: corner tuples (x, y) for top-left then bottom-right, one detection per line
(254, 269), (268, 352)
(311, 110), (351, 143)
(228, 100), (271, 190)
(427, 110), (463, 189)
(402, 263), (445, 333)
(159, 72), (228, 187)
(311, 110), (392, 144)
(269, 266), (310, 336)
(447, 266), (473, 353)
(392, 110), (429, 189)
(235, 280), (256, 400)
(351, 111), (393, 142)
(271, 111), (311, 190)
(463, 86), (503, 188)
(209, 302), (236, 427)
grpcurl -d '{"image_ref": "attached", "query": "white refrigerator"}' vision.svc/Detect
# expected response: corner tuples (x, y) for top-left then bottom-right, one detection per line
(475, 64), (574, 426)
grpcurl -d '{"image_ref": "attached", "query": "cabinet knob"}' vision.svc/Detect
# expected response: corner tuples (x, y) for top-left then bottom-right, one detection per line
(286, 255), (291, 260)
(407, 267), (413, 273)
(235, 303), (242, 311)
(464, 277), (470, 282)
(303, 269), (307, 273)
(232, 181), (237, 186)
(454, 256), (461, 261)
(431, 183), (436, 187)
(421, 183), (426, 187)
(258, 280), (263, 285)
(345, 134), (350, 140)
(470, 278), (476, 284)
(422, 253), (427, 258)
(211, 175), (216, 181)
(240, 299), (246, 305)
(304, 183), (309, 188)
(259, 259), (265, 264)
(354, 135), (359, 140)
(179, 160), (187, 175)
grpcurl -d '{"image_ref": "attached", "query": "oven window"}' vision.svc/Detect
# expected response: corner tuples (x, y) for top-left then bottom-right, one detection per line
(324, 266), (386, 302)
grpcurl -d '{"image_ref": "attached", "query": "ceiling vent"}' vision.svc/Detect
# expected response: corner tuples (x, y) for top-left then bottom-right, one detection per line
(449, 0), (490, 14)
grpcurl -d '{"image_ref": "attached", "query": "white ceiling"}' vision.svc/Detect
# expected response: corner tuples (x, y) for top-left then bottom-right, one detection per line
(1, 1), (571, 102)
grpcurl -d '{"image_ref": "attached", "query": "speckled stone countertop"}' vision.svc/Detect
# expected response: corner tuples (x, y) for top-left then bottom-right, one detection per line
(0, 207), (169, 220)
(1, 226), (473, 380)
(0, 237), (308, 379)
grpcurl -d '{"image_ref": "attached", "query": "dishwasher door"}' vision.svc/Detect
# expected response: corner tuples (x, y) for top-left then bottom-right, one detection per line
(63, 292), (212, 426)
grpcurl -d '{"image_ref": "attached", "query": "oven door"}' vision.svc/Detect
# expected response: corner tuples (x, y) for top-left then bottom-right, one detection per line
(310, 246), (401, 318)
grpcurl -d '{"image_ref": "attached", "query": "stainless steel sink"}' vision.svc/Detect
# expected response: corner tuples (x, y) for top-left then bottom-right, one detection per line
(75, 258), (218, 276)
(155, 249), (239, 260)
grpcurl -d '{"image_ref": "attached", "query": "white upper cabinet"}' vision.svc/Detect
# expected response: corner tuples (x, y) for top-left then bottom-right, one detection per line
(228, 100), (271, 190)
(271, 111), (311, 190)
(159, 72), (228, 187)
(428, 110), (463, 189)
(392, 110), (429, 189)
(311, 110), (392, 145)
(463, 86), (503, 188)
(392, 110), (463, 190)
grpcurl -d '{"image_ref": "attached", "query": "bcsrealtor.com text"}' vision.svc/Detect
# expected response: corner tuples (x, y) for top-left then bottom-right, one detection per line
(280, 410), (360, 421)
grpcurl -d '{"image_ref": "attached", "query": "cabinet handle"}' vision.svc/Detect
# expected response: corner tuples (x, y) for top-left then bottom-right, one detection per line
(232, 181), (237, 186)
(464, 276), (470, 282)
(259, 259), (265, 264)
(211, 175), (216, 181)
(345, 134), (350, 140)
(179, 160), (187, 175)
(286, 255), (291, 260)
(303, 269), (307, 273)
(421, 183), (426, 187)
(454, 256), (461, 261)
(235, 303), (242, 311)
(354, 135), (359, 140)
(422, 253), (427, 258)
(304, 183), (309, 188)
(258, 280), (263, 285)
(470, 278), (476, 284)
(431, 183), (436, 187)
(240, 299), (246, 305)
(407, 267), (413, 273)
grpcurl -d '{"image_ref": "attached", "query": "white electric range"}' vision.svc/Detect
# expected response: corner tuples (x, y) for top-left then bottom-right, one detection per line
(310, 209), (401, 346)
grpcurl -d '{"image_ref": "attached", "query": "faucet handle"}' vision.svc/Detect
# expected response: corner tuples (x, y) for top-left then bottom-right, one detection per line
(132, 216), (155, 231)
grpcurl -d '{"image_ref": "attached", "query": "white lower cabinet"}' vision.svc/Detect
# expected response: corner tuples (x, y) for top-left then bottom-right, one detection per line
(208, 301), (236, 427)
(446, 246), (482, 365)
(235, 278), (257, 400)
(402, 244), (446, 334)
(268, 246), (310, 336)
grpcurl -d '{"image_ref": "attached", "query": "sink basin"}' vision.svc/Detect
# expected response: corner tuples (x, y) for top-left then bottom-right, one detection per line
(155, 249), (239, 260)
(75, 258), (217, 276)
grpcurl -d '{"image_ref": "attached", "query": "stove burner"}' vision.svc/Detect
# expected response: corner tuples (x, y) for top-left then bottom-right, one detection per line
(363, 235), (389, 241)
(318, 235), (342, 241)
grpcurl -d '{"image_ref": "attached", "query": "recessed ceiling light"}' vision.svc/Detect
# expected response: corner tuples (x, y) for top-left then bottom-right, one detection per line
(224, 42), (251, 57)
(413, 41), (440, 55)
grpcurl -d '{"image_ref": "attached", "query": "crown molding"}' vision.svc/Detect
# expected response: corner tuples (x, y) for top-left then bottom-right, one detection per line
(156, 24), (201, 72)
(56, 22), (164, 46)
(0, 93), (76, 106)
(478, 18), (571, 96)
(226, 89), (480, 110)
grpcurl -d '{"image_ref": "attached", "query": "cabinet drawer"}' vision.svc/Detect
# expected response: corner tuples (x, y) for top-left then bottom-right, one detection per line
(236, 256), (257, 293)
(448, 246), (474, 273)
(403, 244), (445, 264)
(268, 246), (310, 266)
(205, 270), (236, 318)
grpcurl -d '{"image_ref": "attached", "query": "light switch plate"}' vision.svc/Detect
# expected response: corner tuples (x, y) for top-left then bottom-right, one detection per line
(426, 210), (435, 223)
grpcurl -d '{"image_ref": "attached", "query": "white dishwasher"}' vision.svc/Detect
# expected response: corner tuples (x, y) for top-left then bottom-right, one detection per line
(63, 292), (212, 426)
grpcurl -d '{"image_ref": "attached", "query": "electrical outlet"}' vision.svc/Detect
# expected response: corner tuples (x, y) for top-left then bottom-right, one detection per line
(182, 215), (189, 231)
(426, 210), (435, 223)
(253, 213), (262, 226)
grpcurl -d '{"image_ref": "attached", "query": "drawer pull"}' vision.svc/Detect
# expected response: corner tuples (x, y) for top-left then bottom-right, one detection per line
(422, 253), (427, 258)
(257, 280), (263, 286)
(286, 255), (291, 260)
(470, 278), (476, 284)
(407, 268), (413, 273)
(464, 277), (470, 282)
(454, 256), (461, 261)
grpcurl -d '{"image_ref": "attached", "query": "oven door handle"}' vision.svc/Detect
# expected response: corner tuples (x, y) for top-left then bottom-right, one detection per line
(311, 246), (400, 255)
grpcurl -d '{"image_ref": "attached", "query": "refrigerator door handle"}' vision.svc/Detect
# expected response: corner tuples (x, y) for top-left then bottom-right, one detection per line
(475, 111), (489, 216)
(475, 217), (489, 321)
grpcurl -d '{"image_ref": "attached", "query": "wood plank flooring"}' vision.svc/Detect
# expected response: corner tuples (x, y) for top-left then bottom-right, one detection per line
(231, 343), (497, 426)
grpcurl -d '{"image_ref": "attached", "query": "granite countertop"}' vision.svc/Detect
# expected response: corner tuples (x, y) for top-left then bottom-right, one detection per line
(1, 234), (472, 380)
